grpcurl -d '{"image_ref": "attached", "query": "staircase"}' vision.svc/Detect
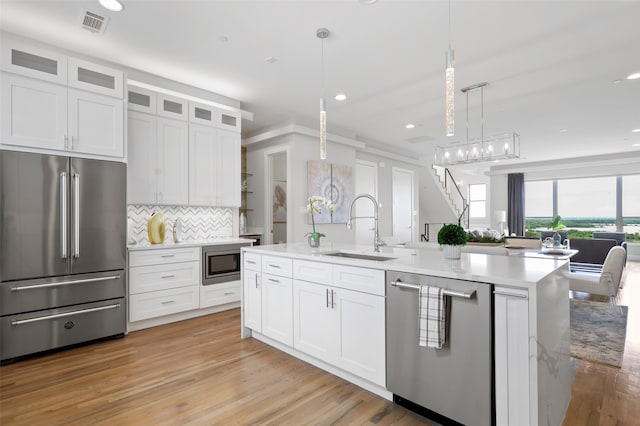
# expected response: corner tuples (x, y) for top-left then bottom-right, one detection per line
(431, 165), (469, 229)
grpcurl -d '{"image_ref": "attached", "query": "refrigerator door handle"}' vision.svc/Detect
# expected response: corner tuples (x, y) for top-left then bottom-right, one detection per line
(60, 172), (68, 259)
(73, 173), (80, 258)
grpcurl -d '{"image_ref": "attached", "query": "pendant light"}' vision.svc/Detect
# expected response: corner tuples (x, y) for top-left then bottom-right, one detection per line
(317, 27), (330, 160)
(445, 0), (455, 137)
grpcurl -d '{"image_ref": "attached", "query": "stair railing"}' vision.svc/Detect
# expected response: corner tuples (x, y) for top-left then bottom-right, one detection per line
(443, 168), (469, 229)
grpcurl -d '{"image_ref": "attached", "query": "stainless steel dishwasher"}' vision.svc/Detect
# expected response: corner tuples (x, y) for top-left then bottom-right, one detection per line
(386, 271), (493, 426)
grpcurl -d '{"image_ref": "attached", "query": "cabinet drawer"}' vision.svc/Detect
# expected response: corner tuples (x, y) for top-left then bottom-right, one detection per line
(293, 260), (332, 284)
(129, 261), (200, 294)
(200, 281), (241, 308)
(332, 265), (385, 296)
(129, 286), (199, 322)
(129, 247), (200, 267)
(244, 252), (261, 271)
(262, 256), (293, 277)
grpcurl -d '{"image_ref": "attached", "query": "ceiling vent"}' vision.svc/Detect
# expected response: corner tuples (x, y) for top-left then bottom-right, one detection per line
(81, 10), (110, 34)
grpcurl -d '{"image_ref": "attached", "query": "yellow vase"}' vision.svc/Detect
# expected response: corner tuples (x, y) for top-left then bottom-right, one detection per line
(147, 211), (165, 244)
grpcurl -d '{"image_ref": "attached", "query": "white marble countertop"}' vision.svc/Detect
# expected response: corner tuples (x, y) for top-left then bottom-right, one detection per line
(128, 237), (254, 251)
(243, 242), (569, 290)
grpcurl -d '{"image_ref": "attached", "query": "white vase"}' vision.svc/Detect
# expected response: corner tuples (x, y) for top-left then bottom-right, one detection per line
(443, 244), (462, 259)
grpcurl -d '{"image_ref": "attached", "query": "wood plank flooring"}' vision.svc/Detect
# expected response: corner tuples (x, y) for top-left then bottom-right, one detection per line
(1, 262), (638, 425)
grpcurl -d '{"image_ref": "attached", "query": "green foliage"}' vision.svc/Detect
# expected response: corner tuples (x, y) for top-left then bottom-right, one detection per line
(438, 224), (467, 246)
(467, 235), (506, 243)
(524, 217), (640, 242)
(549, 215), (565, 230)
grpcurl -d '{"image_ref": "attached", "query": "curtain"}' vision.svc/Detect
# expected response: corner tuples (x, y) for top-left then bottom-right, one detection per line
(508, 173), (525, 236)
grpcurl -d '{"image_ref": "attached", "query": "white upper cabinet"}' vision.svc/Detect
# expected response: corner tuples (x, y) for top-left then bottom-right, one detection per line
(189, 125), (240, 207)
(68, 89), (124, 158)
(1, 40), (67, 85)
(216, 128), (241, 207)
(156, 117), (189, 205)
(189, 101), (218, 127)
(67, 58), (124, 98)
(1, 39), (125, 160)
(127, 111), (157, 204)
(1, 73), (68, 151)
(218, 109), (241, 132)
(128, 86), (157, 114)
(157, 94), (188, 121)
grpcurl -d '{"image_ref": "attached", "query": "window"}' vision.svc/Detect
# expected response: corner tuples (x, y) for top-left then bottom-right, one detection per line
(557, 177), (616, 218)
(525, 180), (553, 218)
(468, 184), (486, 218)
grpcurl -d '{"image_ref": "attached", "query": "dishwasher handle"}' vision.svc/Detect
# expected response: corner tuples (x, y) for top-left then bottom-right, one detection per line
(390, 279), (476, 299)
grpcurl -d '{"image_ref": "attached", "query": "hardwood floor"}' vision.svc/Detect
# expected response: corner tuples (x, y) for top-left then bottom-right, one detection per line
(1, 262), (638, 425)
(563, 260), (640, 426)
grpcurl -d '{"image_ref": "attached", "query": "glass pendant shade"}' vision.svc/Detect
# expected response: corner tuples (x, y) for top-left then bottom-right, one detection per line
(445, 48), (455, 137)
(319, 97), (327, 160)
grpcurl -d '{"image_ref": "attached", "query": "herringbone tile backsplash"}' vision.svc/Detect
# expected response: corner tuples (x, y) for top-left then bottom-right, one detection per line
(128, 205), (233, 243)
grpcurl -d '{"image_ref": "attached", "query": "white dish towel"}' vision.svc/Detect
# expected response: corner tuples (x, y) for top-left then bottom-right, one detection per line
(419, 285), (447, 349)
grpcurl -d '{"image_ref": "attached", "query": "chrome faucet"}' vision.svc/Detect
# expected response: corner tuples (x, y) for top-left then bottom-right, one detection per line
(346, 194), (385, 252)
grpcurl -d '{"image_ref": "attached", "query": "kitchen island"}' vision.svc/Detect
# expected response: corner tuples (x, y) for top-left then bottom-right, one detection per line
(240, 242), (572, 426)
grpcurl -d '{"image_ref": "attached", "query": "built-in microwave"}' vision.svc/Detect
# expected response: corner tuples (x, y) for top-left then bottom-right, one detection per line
(202, 243), (251, 285)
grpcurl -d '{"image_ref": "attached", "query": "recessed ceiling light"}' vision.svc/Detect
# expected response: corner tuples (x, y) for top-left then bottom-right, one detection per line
(334, 93), (347, 101)
(405, 124), (415, 129)
(627, 72), (640, 80)
(98, 0), (124, 12)
(264, 56), (277, 64)
(633, 143), (640, 147)
(632, 129), (640, 133)
(559, 129), (568, 133)
(219, 35), (229, 43)
(613, 79), (622, 84)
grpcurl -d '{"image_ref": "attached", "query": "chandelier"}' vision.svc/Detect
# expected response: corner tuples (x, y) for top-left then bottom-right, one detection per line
(434, 82), (520, 166)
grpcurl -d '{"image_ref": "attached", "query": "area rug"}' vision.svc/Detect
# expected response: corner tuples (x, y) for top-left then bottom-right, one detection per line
(570, 299), (628, 368)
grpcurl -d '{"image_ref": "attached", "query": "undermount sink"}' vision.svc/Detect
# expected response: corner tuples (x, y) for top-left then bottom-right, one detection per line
(321, 251), (396, 261)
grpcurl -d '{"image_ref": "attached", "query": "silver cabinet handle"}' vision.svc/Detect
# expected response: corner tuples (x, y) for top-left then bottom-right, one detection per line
(11, 303), (120, 325)
(161, 300), (175, 305)
(72, 173), (80, 258)
(71, 135), (77, 149)
(326, 288), (329, 308)
(493, 290), (528, 299)
(223, 292), (235, 296)
(331, 290), (336, 309)
(11, 275), (120, 291)
(267, 278), (280, 283)
(161, 275), (175, 279)
(268, 264), (281, 269)
(161, 254), (175, 258)
(255, 273), (259, 289)
(246, 260), (256, 264)
(60, 172), (68, 259)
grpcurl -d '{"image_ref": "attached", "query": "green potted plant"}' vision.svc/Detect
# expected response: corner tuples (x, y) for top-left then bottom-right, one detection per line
(438, 223), (467, 259)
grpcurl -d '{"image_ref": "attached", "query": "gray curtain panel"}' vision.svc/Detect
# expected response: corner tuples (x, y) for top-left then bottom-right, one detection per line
(508, 173), (525, 236)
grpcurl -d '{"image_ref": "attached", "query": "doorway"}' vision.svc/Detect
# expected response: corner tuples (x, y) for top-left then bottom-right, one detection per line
(392, 167), (414, 243)
(264, 147), (289, 245)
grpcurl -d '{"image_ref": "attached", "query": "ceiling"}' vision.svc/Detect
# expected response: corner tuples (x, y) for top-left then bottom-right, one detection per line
(2, 0), (639, 166)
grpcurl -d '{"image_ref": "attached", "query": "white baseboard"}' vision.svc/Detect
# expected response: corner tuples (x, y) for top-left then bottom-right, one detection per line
(127, 302), (239, 332)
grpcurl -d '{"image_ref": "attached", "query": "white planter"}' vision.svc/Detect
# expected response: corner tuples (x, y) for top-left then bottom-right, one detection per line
(443, 244), (462, 259)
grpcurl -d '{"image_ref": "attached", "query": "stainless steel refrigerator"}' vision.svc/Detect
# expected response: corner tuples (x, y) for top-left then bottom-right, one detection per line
(1, 150), (127, 363)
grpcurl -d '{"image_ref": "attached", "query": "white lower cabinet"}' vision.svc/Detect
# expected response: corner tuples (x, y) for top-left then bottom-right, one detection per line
(129, 286), (199, 322)
(494, 287), (530, 426)
(261, 273), (293, 346)
(292, 277), (386, 386)
(128, 247), (200, 323)
(243, 269), (262, 332)
(293, 280), (337, 363)
(200, 281), (241, 309)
